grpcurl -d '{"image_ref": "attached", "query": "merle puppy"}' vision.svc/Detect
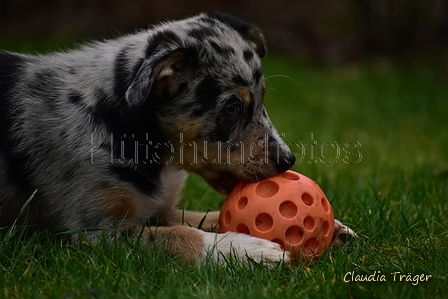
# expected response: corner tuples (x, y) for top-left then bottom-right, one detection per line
(0, 12), (354, 264)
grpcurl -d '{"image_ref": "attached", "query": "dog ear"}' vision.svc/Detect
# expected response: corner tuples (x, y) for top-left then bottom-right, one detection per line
(125, 30), (194, 108)
(125, 57), (155, 108)
(207, 12), (267, 58)
(125, 48), (190, 108)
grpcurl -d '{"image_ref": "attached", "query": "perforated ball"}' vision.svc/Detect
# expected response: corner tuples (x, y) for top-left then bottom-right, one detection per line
(219, 170), (334, 261)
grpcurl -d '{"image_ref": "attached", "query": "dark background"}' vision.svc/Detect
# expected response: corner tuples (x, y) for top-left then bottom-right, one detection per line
(1, 0), (447, 68)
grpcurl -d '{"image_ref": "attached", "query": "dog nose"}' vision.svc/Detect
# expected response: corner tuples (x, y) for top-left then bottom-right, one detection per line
(275, 151), (296, 173)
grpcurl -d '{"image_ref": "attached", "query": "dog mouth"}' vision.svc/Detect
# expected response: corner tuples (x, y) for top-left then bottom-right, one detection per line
(199, 171), (243, 195)
(199, 169), (276, 195)
(194, 151), (296, 195)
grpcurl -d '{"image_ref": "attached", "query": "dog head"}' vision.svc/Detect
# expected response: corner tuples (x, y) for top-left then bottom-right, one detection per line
(126, 12), (295, 194)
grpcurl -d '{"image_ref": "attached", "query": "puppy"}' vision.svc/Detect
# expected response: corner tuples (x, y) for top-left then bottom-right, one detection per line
(0, 12), (354, 264)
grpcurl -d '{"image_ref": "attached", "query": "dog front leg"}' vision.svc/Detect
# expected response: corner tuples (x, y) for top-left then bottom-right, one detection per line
(138, 225), (289, 265)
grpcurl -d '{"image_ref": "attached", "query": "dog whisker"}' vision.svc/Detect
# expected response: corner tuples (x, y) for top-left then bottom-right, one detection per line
(266, 74), (300, 95)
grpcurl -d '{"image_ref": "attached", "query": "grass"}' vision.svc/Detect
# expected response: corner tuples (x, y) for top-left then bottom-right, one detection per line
(1, 39), (447, 298)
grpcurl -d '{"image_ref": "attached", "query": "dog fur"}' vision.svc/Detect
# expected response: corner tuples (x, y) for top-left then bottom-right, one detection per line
(0, 12), (353, 264)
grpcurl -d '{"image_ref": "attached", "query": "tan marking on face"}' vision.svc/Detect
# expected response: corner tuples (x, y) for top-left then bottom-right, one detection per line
(163, 115), (204, 168)
(177, 137), (241, 170)
(94, 186), (137, 220)
(177, 116), (203, 141)
(177, 130), (268, 172)
(235, 86), (252, 106)
(262, 76), (267, 90)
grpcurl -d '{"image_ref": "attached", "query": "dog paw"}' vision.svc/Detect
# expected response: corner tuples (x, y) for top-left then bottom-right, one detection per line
(332, 219), (358, 245)
(201, 231), (290, 265)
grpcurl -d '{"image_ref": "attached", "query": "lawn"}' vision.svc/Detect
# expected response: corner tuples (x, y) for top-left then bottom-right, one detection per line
(1, 40), (447, 298)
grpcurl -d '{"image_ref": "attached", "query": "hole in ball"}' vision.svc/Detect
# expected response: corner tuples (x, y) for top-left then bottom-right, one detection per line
(323, 221), (331, 237)
(279, 201), (298, 219)
(321, 197), (330, 213)
(303, 216), (315, 231)
(224, 211), (231, 226)
(301, 192), (314, 206)
(280, 171), (301, 181)
(237, 196), (248, 210)
(255, 180), (279, 198)
(285, 226), (304, 246)
(302, 238), (319, 255)
(236, 223), (250, 235)
(255, 213), (273, 232)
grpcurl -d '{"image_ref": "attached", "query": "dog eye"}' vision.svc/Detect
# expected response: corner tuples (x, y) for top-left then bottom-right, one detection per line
(224, 102), (241, 117)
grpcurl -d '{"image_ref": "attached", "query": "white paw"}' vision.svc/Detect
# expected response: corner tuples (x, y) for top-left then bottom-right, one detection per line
(200, 231), (290, 265)
(332, 219), (358, 245)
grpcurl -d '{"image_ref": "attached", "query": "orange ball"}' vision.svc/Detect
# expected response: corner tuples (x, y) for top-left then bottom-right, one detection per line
(219, 170), (334, 262)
